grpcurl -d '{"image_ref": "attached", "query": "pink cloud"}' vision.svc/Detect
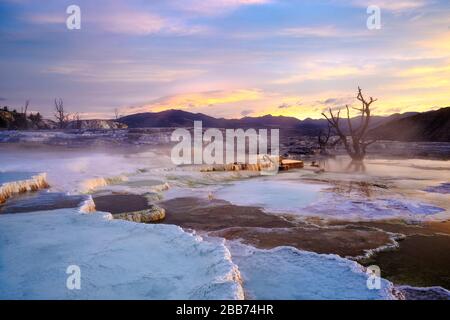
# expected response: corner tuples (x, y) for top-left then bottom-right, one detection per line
(170, 0), (272, 15)
(26, 13), (66, 24)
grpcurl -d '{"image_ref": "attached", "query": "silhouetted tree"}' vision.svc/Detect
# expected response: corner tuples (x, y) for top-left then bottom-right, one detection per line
(54, 98), (69, 129)
(72, 112), (82, 130)
(29, 112), (43, 127)
(0, 107), (9, 128)
(322, 87), (377, 161)
(21, 100), (30, 129)
(317, 123), (332, 155)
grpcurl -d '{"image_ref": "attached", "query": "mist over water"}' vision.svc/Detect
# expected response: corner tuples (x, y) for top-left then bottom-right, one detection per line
(1, 138), (449, 300)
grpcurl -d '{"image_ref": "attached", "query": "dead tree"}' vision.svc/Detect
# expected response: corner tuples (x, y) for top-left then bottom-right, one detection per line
(321, 87), (377, 161)
(21, 100), (30, 129)
(29, 112), (42, 127)
(23, 100), (29, 117)
(54, 98), (68, 129)
(72, 112), (82, 130)
(114, 108), (120, 120)
(317, 123), (341, 156)
(317, 123), (332, 155)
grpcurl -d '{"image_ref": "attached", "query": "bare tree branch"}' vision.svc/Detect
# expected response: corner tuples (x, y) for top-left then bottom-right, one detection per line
(318, 123), (335, 155)
(54, 98), (68, 129)
(321, 87), (378, 161)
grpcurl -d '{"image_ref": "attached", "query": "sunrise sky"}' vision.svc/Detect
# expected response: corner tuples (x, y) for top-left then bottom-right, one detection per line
(1, 0), (449, 119)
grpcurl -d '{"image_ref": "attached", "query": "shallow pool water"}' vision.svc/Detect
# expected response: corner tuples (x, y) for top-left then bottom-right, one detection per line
(228, 242), (394, 300)
(0, 191), (87, 214)
(123, 179), (165, 187)
(424, 183), (450, 194)
(0, 172), (36, 184)
(216, 179), (325, 212)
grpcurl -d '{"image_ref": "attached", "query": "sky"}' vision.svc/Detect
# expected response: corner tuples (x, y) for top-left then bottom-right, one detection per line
(0, 0), (449, 120)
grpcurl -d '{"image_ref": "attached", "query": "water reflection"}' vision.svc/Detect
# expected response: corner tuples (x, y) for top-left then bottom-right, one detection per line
(312, 156), (450, 180)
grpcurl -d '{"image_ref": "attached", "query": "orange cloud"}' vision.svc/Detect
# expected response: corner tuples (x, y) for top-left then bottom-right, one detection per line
(272, 64), (376, 84)
(120, 84), (449, 121)
(419, 32), (450, 54)
(125, 89), (266, 114)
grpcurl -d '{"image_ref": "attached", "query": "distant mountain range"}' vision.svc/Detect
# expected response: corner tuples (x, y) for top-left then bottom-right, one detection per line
(120, 109), (421, 129)
(120, 109), (305, 130)
(2, 105), (448, 142)
(369, 107), (450, 142)
(119, 107), (449, 142)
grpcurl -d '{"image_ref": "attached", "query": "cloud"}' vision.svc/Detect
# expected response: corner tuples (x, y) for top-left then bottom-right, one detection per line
(95, 10), (210, 35)
(277, 26), (368, 38)
(26, 13), (66, 24)
(240, 109), (254, 116)
(278, 26), (338, 38)
(25, 5), (209, 36)
(231, 24), (372, 41)
(348, 0), (430, 12)
(418, 32), (450, 54)
(43, 62), (205, 83)
(318, 96), (355, 107)
(398, 64), (450, 77)
(4, 0), (449, 120)
(278, 103), (291, 109)
(385, 62), (450, 91)
(125, 89), (266, 114)
(121, 89), (318, 119)
(170, 0), (272, 15)
(273, 63), (376, 85)
(97, 11), (167, 35)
